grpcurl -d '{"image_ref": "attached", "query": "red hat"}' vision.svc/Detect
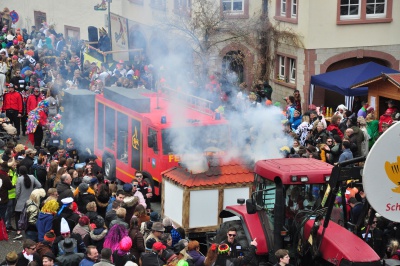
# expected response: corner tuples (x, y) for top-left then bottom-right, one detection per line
(12, 55), (17, 60)
(119, 236), (132, 252)
(153, 242), (166, 251)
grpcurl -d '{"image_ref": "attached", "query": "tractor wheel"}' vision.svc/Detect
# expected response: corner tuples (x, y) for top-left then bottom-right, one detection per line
(104, 157), (116, 182)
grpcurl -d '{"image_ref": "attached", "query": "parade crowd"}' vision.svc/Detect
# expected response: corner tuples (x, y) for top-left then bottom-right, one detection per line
(0, 12), (265, 266)
(0, 6), (399, 266)
(279, 90), (400, 261)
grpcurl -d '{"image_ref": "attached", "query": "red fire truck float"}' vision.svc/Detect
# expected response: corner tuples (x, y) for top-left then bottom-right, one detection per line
(93, 87), (230, 195)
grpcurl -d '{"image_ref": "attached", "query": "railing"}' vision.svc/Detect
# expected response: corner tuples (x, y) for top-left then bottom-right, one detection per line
(85, 43), (143, 63)
(162, 87), (215, 117)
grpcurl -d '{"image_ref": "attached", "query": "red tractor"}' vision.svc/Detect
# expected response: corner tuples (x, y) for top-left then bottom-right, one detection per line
(217, 158), (381, 265)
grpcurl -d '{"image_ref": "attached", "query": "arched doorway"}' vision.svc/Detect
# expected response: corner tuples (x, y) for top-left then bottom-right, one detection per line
(222, 50), (245, 86)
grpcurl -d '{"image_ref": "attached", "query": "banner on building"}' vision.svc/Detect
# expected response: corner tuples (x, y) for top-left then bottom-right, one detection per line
(110, 13), (128, 62)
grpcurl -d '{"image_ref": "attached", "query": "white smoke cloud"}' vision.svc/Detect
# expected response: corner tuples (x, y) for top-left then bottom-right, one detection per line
(165, 92), (292, 172)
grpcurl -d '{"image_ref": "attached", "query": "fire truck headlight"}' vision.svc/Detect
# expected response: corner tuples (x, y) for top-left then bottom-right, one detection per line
(300, 177), (308, 182)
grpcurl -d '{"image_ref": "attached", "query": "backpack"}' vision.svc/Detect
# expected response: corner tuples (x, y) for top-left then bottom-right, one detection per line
(18, 201), (35, 230)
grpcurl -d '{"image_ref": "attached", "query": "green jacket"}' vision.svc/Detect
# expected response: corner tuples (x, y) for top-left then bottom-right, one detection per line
(8, 169), (18, 199)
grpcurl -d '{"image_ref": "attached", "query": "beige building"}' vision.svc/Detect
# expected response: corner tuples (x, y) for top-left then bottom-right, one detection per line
(268, 0), (400, 111)
(3, 0), (264, 86)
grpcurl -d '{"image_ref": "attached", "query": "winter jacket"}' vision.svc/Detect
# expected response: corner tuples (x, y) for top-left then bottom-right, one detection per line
(56, 181), (73, 204)
(26, 93), (45, 115)
(37, 212), (55, 242)
(15, 252), (41, 266)
(7, 168), (18, 199)
(95, 192), (109, 218)
(54, 233), (87, 256)
(76, 192), (96, 213)
(36, 241), (53, 258)
(0, 169), (12, 205)
(112, 250), (135, 266)
(73, 224), (90, 241)
(58, 207), (80, 225)
(80, 257), (97, 266)
(105, 209), (117, 228)
(15, 175), (42, 212)
(188, 250), (206, 266)
(56, 252), (84, 266)
(109, 217), (129, 229)
(129, 227), (145, 261)
(93, 259), (114, 266)
(74, 186), (95, 197)
(19, 156), (34, 174)
(30, 163), (47, 188)
(326, 123), (344, 139)
(123, 195), (139, 224)
(26, 200), (40, 230)
(85, 228), (108, 252)
(351, 126), (365, 157)
(140, 252), (164, 266)
(86, 211), (98, 223)
(2, 91), (23, 113)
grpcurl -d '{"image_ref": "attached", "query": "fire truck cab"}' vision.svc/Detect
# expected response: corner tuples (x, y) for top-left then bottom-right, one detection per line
(94, 87), (229, 194)
(218, 158), (381, 266)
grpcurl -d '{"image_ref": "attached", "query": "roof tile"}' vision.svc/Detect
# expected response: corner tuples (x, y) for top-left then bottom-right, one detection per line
(163, 160), (254, 188)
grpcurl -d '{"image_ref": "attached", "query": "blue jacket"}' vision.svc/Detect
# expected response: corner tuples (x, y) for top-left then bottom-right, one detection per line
(79, 257), (96, 266)
(339, 148), (353, 163)
(291, 115), (302, 130)
(36, 212), (54, 242)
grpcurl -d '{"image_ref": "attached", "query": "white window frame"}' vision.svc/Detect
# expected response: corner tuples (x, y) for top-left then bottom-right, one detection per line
(278, 56), (285, 80)
(340, 0), (361, 19)
(281, 0), (287, 16)
(291, 0), (297, 18)
(289, 58), (296, 83)
(223, 0), (244, 12)
(366, 0), (386, 18)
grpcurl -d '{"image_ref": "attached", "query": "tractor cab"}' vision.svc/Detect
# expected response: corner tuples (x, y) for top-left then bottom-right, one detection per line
(218, 158), (381, 265)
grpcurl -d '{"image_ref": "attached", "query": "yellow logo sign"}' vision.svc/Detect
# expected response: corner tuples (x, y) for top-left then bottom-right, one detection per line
(132, 127), (139, 150)
(385, 156), (400, 193)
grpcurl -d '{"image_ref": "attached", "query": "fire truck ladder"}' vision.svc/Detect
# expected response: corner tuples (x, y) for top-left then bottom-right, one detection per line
(162, 87), (215, 117)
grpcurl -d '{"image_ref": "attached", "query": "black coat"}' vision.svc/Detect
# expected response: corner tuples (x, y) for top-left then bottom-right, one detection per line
(56, 182), (73, 204)
(31, 164), (47, 188)
(75, 192), (96, 213)
(15, 252), (41, 266)
(19, 156), (34, 173)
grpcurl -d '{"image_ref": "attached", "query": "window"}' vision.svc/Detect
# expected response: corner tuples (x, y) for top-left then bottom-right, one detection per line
(223, 0), (244, 12)
(275, 0), (298, 23)
(175, 0), (191, 9)
(276, 54), (297, 85)
(366, 0), (386, 17)
(221, 0), (249, 18)
(174, 0), (191, 15)
(337, 0), (392, 24)
(278, 56), (285, 80)
(291, 0), (297, 18)
(281, 0), (287, 15)
(117, 112), (129, 163)
(289, 58), (296, 83)
(150, 0), (166, 10)
(128, 0), (144, 5)
(340, 0), (361, 19)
